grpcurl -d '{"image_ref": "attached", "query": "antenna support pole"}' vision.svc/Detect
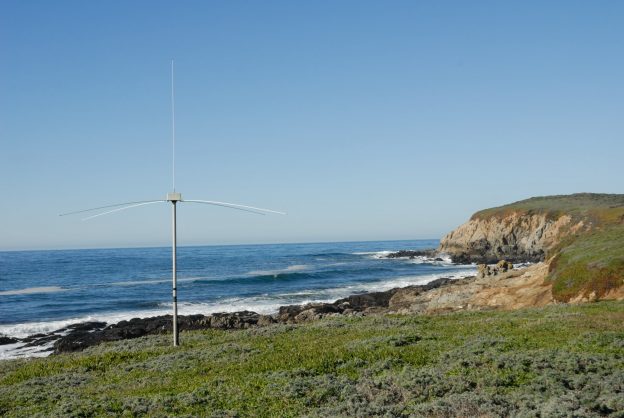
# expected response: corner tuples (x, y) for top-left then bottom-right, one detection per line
(172, 201), (178, 346)
(168, 192), (182, 346)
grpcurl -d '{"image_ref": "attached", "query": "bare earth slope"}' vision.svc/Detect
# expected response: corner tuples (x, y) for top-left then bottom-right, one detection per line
(388, 262), (554, 314)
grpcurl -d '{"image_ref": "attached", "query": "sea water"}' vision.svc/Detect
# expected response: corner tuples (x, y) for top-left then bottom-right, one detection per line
(0, 240), (475, 358)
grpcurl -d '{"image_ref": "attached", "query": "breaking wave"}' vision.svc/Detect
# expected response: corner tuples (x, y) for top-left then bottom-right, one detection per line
(0, 286), (68, 296)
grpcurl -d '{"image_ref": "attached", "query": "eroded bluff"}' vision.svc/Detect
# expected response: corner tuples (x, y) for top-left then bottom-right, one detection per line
(438, 212), (584, 264)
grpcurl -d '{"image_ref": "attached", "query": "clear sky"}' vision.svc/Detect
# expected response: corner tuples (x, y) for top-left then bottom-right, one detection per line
(1, 1), (623, 250)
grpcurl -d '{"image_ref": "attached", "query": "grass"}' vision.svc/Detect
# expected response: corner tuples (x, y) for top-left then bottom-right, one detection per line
(471, 193), (624, 222)
(1, 301), (623, 417)
(549, 224), (624, 301)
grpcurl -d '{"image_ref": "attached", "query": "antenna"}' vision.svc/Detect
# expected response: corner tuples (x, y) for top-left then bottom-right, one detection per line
(171, 59), (176, 192)
(61, 63), (285, 347)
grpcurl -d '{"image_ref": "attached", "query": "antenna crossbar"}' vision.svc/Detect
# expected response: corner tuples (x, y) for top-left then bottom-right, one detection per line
(60, 200), (165, 217)
(184, 199), (286, 215)
(81, 201), (165, 221)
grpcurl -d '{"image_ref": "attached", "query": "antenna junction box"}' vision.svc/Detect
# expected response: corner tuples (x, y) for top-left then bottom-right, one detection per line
(167, 192), (182, 202)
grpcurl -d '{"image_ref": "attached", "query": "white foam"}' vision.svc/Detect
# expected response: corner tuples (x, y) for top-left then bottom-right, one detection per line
(0, 341), (55, 360)
(247, 264), (309, 277)
(0, 286), (68, 296)
(162, 267), (477, 315)
(354, 251), (456, 264)
(0, 309), (167, 340)
(352, 250), (393, 259)
(110, 278), (170, 286)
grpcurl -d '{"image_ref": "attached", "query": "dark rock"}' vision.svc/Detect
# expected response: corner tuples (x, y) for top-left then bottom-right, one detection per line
(277, 305), (306, 322)
(52, 331), (100, 353)
(335, 289), (398, 310)
(257, 315), (275, 326)
(65, 321), (107, 332)
(0, 336), (19, 345)
(21, 333), (48, 343)
(450, 249), (544, 265)
(52, 312), (267, 354)
(421, 277), (455, 291)
(386, 249), (437, 259)
(209, 311), (260, 329)
(22, 334), (61, 348)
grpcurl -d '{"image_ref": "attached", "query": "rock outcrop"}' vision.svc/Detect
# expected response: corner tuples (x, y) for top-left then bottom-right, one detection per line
(388, 262), (553, 314)
(438, 212), (583, 264)
(477, 260), (513, 279)
(385, 250), (438, 259)
(52, 311), (271, 353)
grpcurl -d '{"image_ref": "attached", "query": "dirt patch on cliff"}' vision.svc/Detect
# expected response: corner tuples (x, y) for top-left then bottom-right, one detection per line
(469, 262), (553, 310)
(390, 260), (624, 315)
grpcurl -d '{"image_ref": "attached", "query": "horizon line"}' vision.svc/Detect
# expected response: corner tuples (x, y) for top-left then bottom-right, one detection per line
(0, 237), (442, 253)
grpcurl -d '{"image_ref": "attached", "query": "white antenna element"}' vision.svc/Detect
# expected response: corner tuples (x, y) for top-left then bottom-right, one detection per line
(61, 63), (285, 347)
(171, 60), (176, 192)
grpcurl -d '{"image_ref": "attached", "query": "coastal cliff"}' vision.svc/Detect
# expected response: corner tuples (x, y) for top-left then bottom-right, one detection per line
(438, 193), (624, 302)
(438, 211), (582, 264)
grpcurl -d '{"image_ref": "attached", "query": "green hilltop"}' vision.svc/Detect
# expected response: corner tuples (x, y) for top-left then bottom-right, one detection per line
(471, 193), (624, 222)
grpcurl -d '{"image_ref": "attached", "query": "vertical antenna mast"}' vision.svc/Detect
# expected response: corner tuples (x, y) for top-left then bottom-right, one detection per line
(169, 59), (180, 346)
(171, 60), (176, 192)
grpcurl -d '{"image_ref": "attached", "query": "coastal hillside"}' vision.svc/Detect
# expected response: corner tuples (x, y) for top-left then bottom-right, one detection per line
(438, 193), (624, 302)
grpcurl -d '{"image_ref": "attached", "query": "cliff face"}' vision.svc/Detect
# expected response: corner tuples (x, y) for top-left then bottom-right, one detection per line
(437, 193), (624, 302)
(438, 211), (584, 264)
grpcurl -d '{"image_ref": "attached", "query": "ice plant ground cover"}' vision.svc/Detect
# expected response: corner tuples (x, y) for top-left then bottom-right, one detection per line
(1, 300), (623, 417)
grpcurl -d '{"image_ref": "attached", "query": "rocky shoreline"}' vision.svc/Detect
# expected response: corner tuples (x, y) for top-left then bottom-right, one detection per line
(0, 248), (563, 357)
(5, 274), (462, 355)
(2, 249), (479, 356)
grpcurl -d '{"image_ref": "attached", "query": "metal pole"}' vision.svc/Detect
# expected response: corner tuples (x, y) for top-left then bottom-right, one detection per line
(172, 201), (179, 346)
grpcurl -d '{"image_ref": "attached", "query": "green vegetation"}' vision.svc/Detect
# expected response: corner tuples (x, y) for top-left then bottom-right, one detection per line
(472, 193), (624, 302)
(2, 301), (623, 417)
(549, 224), (624, 301)
(471, 193), (624, 222)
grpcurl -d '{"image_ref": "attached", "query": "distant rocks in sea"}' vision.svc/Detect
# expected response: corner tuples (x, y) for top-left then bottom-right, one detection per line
(384, 249), (443, 261)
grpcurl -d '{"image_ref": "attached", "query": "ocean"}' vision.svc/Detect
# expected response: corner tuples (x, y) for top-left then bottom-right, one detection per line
(0, 239), (475, 359)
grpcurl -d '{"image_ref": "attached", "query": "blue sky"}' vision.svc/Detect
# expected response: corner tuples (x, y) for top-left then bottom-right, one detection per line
(1, 1), (623, 250)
